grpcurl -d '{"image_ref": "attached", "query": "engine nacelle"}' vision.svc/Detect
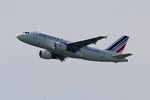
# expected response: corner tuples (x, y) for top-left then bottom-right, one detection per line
(54, 42), (67, 51)
(39, 50), (52, 59)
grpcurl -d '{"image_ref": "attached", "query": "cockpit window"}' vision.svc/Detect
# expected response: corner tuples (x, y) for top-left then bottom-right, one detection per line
(23, 32), (29, 34)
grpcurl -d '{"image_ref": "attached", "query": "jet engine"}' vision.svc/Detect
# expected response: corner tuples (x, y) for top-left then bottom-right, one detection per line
(39, 49), (66, 61)
(39, 50), (52, 59)
(54, 42), (67, 51)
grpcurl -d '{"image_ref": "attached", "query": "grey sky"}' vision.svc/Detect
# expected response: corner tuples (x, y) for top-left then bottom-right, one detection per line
(0, 0), (150, 100)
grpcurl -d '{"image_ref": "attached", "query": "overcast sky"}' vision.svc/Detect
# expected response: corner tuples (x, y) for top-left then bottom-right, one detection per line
(0, 0), (150, 100)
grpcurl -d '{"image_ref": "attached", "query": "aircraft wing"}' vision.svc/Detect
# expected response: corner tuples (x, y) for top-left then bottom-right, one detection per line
(67, 36), (107, 52)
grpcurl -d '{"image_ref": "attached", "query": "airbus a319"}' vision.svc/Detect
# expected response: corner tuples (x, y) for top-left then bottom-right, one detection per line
(16, 31), (132, 63)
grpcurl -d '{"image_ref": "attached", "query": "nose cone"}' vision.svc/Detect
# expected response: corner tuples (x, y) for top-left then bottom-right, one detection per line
(16, 33), (25, 42)
(16, 34), (21, 40)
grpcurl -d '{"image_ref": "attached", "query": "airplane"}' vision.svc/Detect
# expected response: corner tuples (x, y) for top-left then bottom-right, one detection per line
(16, 31), (132, 63)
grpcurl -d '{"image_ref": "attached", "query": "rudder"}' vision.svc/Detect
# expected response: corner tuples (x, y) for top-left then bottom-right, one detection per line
(106, 36), (129, 54)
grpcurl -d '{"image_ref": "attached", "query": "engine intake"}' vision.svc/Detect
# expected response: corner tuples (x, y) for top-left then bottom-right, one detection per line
(39, 50), (52, 59)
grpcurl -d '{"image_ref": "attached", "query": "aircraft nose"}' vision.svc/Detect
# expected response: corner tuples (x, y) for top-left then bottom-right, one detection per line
(16, 34), (21, 40)
(16, 33), (25, 41)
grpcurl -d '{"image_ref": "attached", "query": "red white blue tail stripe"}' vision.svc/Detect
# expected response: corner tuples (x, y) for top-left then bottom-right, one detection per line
(106, 36), (129, 54)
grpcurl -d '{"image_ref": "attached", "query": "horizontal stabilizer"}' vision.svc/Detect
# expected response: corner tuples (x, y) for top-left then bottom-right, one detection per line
(113, 53), (132, 59)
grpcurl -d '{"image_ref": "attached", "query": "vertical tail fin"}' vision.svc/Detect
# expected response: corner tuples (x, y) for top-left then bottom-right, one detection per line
(106, 36), (129, 54)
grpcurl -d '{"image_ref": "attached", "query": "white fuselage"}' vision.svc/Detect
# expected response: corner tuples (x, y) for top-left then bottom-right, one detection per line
(16, 32), (128, 62)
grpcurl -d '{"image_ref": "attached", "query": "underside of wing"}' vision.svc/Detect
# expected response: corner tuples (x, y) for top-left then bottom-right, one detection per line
(52, 53), (67, 62)
(67, 36), (107, 52)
